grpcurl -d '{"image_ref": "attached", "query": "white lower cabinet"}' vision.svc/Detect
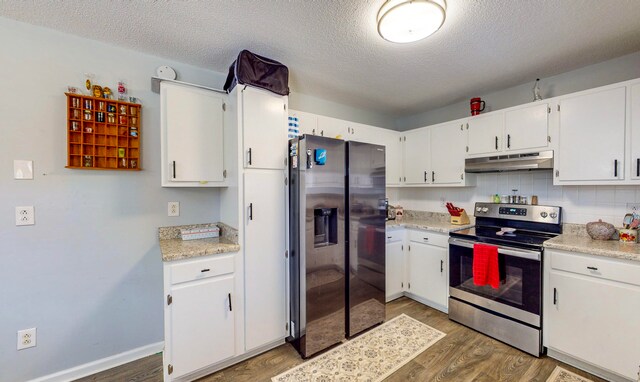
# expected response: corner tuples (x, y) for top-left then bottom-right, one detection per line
(385, 228), (405, 301)
(406, 230), (448, 311)
(164, 254), (237, 380)
(545, 249), (640, 381)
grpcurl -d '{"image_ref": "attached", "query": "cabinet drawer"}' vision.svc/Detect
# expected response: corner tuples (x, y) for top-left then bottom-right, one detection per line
(385, 228), (404, 243)
(171, 255), (235, 285)
(408, 230), (448, 248)
(550, 250), (640, 287)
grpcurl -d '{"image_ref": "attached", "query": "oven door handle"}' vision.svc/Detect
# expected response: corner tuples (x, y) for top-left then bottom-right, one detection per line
(448, 237), (541, 261)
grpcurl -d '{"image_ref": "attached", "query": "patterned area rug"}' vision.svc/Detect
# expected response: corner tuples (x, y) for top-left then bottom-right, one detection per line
(546, 366), (594, 382)
(272, 314), (446, 382)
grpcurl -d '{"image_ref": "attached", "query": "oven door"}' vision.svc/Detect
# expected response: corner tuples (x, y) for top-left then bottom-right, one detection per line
(448, 237), (542, 327)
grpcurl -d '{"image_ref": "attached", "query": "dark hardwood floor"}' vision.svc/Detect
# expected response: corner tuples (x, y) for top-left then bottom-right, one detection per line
(75, 297), (605, 382)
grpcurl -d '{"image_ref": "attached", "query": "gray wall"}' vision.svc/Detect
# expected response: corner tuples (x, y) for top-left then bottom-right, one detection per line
(395, 50), (640, 130)
(0, 17), (224, 381)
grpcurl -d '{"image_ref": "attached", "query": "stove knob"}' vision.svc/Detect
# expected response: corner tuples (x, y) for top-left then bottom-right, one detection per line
(481, 207), (489, 213)
(476, 207), (482, 212)
(540, 212), (548, 218)
(550, 212), (558, 219)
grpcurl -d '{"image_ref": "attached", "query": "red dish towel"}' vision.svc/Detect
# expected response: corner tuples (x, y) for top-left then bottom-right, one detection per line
(473, 243), (500, 289)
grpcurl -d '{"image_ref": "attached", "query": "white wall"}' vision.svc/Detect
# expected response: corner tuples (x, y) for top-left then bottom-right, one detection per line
(395, 51), (640, 130)
(0, 17), (231, 381)
(390, 172), (639, 225)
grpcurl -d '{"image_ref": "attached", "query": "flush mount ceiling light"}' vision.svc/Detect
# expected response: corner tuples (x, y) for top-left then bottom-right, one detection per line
(377, 0), (446, 43)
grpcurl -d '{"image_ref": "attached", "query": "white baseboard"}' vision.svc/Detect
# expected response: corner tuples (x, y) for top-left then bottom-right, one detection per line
(29, 341), (164, 382)
(547, 349), (634, 382)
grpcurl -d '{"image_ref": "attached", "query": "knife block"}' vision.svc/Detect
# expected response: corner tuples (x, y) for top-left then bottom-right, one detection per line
(451, 209), (470, 225)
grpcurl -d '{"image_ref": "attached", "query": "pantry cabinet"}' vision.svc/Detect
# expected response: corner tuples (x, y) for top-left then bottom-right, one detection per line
(242, 86), (287, 170)
(466, 112), (504, 155)
(160, 82), (226, 187)
(555, 86), (626, 183)
(405, 230), (448, 312)
(163, 254), (237, 380)
(545, 249), (640, 381)
(504, 102), (550, 151)
(402, 128), (431, 184)
(243, 171), (287, 352)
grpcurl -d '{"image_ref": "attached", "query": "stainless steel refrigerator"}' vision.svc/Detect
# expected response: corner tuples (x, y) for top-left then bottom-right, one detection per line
(288, 135), (386, 358)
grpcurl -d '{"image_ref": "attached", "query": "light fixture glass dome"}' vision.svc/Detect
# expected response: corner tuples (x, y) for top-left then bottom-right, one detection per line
(377, 0), (446, 43)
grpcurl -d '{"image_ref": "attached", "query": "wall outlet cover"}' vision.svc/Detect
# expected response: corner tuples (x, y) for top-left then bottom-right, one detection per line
(15, 206), (35, 226)
(17, 328), (36, 350)
(168, 202), (180, 217)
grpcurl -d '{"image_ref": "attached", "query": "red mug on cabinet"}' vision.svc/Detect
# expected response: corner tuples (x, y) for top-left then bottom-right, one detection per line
(470, 97), (486, 116)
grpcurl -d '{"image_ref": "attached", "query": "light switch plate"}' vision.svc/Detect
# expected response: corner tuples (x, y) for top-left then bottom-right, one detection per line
(14, 160), (33, 180)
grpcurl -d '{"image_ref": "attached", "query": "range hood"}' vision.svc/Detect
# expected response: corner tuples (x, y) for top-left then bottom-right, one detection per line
(465, 150), (554, 173)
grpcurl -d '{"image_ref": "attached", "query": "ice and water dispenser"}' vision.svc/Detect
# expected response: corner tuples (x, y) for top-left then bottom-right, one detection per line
(314, 208), (337, 247)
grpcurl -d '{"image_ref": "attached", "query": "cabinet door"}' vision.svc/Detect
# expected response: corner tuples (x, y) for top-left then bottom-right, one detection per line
(430, 122), (465, 184)
(547, 271), (640, 380)
(242, 87), (287, 170)
(557, 87), (626, 181)
(631, 83), (640, 179)
(380, 129), (403, 186)
(403, 128), (430, 184)
(289, 110), (318, 137)
(162, 82), (225, 183)
(505, 103), (549, 151)
(244, 171), (286, 351)
(169, 276), (235, 379)
(386, 240), (404, 301)
(467, 113), (504, 155)
(407, 241), (447, 308)
(317, 115), (347, 139)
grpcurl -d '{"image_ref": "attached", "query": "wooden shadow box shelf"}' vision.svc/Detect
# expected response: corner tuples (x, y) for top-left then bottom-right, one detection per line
(66, 93), (142, 170)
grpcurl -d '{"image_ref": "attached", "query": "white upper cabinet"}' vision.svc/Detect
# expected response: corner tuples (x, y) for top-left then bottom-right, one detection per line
(242, 86), (287, 170)
(630, 83), (640, 180)
(161, 82), (226, 187)
(402, 128), (431, 184)
(289, 109), (318, 137)
(466, 113), (504, 155)
(504, 103), (550, 151)
(556, 86), (626, 182)
(430, 121), (466, 184)
(378, 128), (403, 186)
(316, 115), (347, 139)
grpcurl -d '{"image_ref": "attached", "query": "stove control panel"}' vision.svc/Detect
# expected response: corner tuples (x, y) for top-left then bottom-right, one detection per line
(474, 202), (562, 224)
(499, 207), (527, 216)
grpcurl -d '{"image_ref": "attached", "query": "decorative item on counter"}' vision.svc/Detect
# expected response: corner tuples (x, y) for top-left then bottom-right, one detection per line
(500, 195), (509, 203)
(103, 87), (112, 99)
(619, 229), (637, 243)
(394, 206), (404, 222)
(92, 85), (103, 98)
(532, 78), (543, 101)
(470, 97), (485, 116)
(492, 194), (501, 203)
(531, 195), (538, 205)
(117, 81), (126, 100)
(585, 219), (616, 240)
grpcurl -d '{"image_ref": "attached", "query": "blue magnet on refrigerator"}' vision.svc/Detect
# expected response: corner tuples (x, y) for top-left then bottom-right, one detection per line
(315, 148), (327, 165)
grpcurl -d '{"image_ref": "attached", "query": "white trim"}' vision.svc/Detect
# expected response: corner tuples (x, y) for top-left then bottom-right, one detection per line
(547, 349), (633, 382)
(29, 341), (164, 382)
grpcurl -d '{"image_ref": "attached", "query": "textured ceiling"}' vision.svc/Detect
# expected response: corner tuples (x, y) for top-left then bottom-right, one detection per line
(2, 0), (640, 117)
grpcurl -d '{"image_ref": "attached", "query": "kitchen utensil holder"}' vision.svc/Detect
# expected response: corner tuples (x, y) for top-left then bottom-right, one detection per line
(451, 209), (470, 225)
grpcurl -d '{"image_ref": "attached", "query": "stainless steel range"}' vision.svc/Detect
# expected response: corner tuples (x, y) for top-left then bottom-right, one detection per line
(448, 202), (562, 356)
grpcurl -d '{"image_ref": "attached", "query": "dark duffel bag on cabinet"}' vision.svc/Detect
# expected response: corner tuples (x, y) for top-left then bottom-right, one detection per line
(223, 49), (290, 96)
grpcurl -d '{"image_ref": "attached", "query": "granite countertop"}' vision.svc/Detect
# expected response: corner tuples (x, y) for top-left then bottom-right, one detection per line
(386, 210), (474, 233)
(159, 222), (240, 262)
(544, 234), (640, 263)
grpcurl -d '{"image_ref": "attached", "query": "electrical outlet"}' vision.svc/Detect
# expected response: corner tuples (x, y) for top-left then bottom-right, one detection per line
(17, 328), (36, 350)
(168, 202), (180, 217)
(627, 203), (640, 212)
(15, 206), (35, 226)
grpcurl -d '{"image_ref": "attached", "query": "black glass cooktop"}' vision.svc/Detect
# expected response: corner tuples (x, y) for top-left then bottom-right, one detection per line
(450, 225), (558, 250)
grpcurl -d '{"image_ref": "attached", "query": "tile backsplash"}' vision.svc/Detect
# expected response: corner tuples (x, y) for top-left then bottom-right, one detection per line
(387, 172), (640, 225)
